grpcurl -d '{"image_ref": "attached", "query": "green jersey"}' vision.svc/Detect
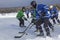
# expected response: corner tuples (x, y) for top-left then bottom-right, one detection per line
(16, 10), (24, 19)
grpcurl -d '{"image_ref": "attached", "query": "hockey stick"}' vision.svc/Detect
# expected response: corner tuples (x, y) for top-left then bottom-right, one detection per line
(14, 19), (38, 38)
(18, 18), (33, 33)
(18, 22), (32, 33)
(14, 23), (34, 38)
(14, 17), (41, 38)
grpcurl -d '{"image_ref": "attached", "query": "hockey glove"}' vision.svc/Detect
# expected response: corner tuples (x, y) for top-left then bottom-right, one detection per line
(22, 16), (27, 21)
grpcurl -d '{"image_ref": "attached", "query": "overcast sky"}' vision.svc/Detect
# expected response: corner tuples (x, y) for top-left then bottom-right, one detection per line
(0, 0), (60, 8)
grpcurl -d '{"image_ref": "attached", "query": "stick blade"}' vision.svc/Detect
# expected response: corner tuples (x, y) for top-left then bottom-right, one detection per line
(19, 32), (24, 33)
(14, 36), (22, 38)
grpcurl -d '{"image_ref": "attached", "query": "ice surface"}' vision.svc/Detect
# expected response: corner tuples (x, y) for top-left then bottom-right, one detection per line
(0, 11), (60, 40)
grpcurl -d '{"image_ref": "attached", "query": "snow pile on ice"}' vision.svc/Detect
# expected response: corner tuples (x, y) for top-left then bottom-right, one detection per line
(0, 12), (31, 18)
(0, 13), (17, 18)
(58, 11), (60, 17)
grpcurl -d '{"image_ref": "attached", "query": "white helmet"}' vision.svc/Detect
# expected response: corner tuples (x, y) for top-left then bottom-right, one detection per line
(50, 5), (53, 9)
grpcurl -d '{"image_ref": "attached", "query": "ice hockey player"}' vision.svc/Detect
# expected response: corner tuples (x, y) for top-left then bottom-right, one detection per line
(16, 7), (27, 27)
(25, 8), (30, 18)
(49, 5), (60, 24)
(31, 1), (51, 36)
(30, 7), (36, 23)
(30, 1), (39, 32)
(36, 4), (52, 36)
(45, 6), (54, 32)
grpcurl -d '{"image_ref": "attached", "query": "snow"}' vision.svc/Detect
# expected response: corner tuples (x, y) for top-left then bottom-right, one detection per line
(0, 11), (60, 40)
(0, 13), (17, 18)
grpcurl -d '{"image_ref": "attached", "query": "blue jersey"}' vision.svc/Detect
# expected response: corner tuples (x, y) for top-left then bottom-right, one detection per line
(25, 10), (30, 14)
(36, 4), (46, 11)
(36, 4), (51, 20)
(50, 6), (58, 17)
(43, 9), (51, 19)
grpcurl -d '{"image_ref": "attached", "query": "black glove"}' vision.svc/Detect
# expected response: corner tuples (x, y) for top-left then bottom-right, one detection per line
(24, 17), (27, 21)
(22, 16), (27, 21)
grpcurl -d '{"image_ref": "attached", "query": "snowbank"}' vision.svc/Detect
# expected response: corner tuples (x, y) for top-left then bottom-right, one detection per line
(0, 12), (31, 18)
(0, 13), (17, 18)
(58, 11), (60, 17)
(0, 11), (60, 19)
